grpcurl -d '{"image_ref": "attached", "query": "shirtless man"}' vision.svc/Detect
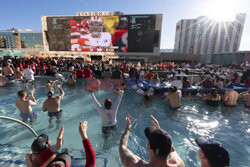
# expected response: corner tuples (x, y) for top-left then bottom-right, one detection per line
(2, 62), (14, 78)
(14, 67), (24, 80)
(43, 84), (65, 127)
(222, 84), (239, 107)
(238, 88), (250, 107)
(67, 75), (76, 86)
(164, 86), (181, 110)
(15, 89), (37, 123)
(0, 73), (8, 86)
(119, 114), (185, 167)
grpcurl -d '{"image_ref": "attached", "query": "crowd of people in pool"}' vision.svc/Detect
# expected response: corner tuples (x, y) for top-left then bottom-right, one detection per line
(1, 57), (250, 167)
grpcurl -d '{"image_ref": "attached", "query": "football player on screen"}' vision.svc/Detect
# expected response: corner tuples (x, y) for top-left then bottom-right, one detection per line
(78, 16), (114, 52)
(70, 20), (81, 51)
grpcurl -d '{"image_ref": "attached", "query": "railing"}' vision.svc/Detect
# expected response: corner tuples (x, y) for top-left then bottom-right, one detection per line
(0, 48), (43, 51)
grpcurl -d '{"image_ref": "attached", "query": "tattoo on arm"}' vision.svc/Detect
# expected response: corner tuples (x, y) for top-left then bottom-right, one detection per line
(120, 126), (130, 147)
(119, 126), (142, 167)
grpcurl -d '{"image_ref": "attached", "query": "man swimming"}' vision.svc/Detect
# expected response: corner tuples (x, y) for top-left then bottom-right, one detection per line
(164, 86), (181, 110)
(43, 84), (65, 128)
(15, 89), (37, 123)
(88, 85), (125, 136)
(222, 84), (239, 107)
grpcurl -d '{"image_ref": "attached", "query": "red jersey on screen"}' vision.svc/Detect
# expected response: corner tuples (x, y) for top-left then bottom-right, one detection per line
(112, 30), (128, 44)
(80, 32), (111, 52)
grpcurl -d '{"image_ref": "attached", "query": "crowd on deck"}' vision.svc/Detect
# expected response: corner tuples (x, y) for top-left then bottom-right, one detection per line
(0, 57), (249, 85)
(0, 56), (250, 167)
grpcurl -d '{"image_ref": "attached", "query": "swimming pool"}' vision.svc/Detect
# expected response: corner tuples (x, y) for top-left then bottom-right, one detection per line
(0, 78), (249, 167)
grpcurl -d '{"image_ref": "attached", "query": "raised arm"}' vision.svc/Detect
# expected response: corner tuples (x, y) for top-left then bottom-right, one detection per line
(119, 114), (146, 167)
(55, 126), (64, 151)
(113, 90), (124, 111)
(28, 90), (36, 106)
(88, 89), (102, 109)
(57, 85), (65, 100)
(79, 121), (96, 167)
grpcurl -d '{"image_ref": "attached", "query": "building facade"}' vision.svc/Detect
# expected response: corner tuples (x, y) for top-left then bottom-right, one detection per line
(0, 30), (43, 49)
(20, 31), (43, 48)
(174, 13), (246, 54)
(0, 31), (17, 49)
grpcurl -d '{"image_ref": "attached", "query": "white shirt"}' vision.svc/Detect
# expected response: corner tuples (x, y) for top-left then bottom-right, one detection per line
(91, 91), (124, 127)
(214, 81), (224, 89)
(83, 32), (111, 49)
(23, 69), (34, 80)
(171, 80), (183, 89)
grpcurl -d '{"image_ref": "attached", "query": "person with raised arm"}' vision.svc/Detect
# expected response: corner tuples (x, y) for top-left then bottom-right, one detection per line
(119, 114), (185, 167)
(88, 85), (125, 136)
(16, 89), (37, 123)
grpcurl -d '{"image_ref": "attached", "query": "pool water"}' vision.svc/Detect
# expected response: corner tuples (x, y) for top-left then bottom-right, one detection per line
(0, 78), (249, 167)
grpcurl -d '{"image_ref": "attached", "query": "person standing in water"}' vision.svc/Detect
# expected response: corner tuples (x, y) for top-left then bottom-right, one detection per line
(16, 89), (37, 123)
(88, 85), (125, 136)
(43, 84), (65, 128)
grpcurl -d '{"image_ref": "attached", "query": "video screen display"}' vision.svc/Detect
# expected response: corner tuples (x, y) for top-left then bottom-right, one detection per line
(46, 15), (160, 53)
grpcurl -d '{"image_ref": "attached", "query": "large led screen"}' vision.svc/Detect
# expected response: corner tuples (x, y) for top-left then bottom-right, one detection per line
(46, 15), (160, 53)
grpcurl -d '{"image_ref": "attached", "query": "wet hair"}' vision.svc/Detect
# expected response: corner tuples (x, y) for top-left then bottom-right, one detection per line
(47, 91), (54, 98)
(17, 90), (26, 98)
(169, 86), (177, 93)
(210, 88), (217, 98)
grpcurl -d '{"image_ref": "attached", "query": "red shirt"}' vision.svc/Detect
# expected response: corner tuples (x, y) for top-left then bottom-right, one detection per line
(245, 79), (250, 85)
(231, 76), (238, 83)
(76, 70), (84, 78)
(121, 64), (126, 73)
(29, 63), (37, 73)
(39, 64), (46, 72)
(145, 73), (154, 81)
(17, 62), (23, 72)
(83, 68), (92, 78)
(183, 80), (191, 88)
(46, 64), (52, 72)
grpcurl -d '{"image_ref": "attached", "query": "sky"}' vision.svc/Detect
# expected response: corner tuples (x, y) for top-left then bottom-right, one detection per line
(1, 0), (249, 50)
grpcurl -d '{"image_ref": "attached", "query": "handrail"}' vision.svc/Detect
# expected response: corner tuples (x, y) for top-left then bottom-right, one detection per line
(0, 116), (38, 137)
